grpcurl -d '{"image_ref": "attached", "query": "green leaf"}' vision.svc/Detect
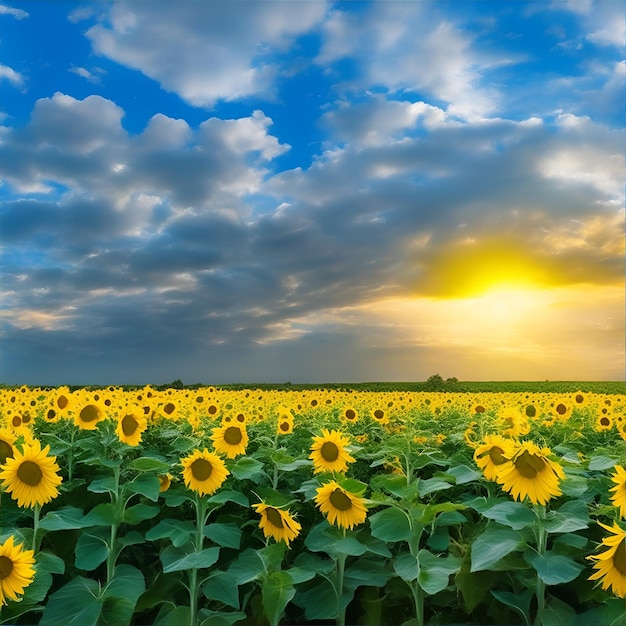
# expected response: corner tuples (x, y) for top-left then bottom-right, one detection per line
(125, 474), (161, 502)
(204, 522), (242, 549)
(154, 605), (192, 626)
(161, 545), (220, 573)
(295, 578), (342, 621)
(39, 576), (102, 626)
(537, 595), (576, 626)
(202, 571), (241, 609)
(83, 503), (120, 526)
(336, 476), (368, 496)
(417, 550), (461, 595)
(445, 464), (482, 484)
(275, 458), (312, 472)
(370, 473), (419, 500)
(227, 548), (264, 585)
(305, 522), (368, 556)
(544, 500), (589, 534)
(198, 609), (247, 626)
(588, 455), (619, 471)
(479, 501), (536, 531)
(262, 571), (295, 626)
(207, 489), (249, 507)
(75, 527), (110, 571)
(161, 488), (193, 507)
(39, 506), (86, 531)
(36, 551), (66, 575)
(286, 566), (316, 585)
(253, 487), (297, 508)
(230, 457), (265, 481)
(123, 503), (160, 525)
(491, 588), (533, 625)
(524, 550), (584, 585)
(394, 551), (419, 582)
(417, 476), (453, 496)
(369, 507), (413, 542)
(88, 475), (118, 495)
(146, 519), (195, 548)
(100, 564), (146, 626)
(559, 475), (589, 498)
(129, 456), (171, 473)
(471, 527), (523, 572)
(344, 558), (391, 588)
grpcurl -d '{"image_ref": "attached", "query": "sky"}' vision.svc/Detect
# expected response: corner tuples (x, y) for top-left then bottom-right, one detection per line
(0, 0), (624, 386)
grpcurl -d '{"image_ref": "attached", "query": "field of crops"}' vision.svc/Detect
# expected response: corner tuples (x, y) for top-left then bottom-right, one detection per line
(1, 384), (625, 625)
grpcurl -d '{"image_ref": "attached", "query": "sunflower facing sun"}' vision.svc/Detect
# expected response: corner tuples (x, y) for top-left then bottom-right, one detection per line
(210, 423), (248, 459)
(309, 429), (355, 475)
(0, 439), (63, 508)
(181, 448), (229, 496)
(314, 480), (367, 530)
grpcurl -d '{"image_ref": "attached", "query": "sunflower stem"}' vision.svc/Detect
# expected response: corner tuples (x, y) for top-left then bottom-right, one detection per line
(533, 504), (547, 625)
(106, 465), (121, 585)
(189, 494), (207, 626)
(31, 503), (40, 552)
(335, 549), (347, 626)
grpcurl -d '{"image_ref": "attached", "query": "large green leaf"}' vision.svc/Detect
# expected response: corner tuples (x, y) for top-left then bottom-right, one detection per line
(479, 501), (536, 531)
(160, 545), (220, 573)
(261, 571), (295, 626)
(588, 455), (619, 471)
(39, 506), (87, 531)
(83, 503), (120, 527)
(544, 500), (589, 534)
(39, 576), (102, 626)
(129, 456), (171, 473)
(146, 518), (195, 548)
(123, 503), (160, 525)
(204, 522), (242, 549)
(394, 551), (419, 582)
(230, 457), (265, 481)
(524, 550), (584, 585)
(125, 473), (161, 502)
(88, 476), (118, 495)
(207, 489), (249, 507)
(369, 507), (413, 542)
(228, 548), (265, 585)
(417, 476), (453, 496)
(202, 571), (241, 609)
(471, 526), (523, 572)
(344, 558), (391, 588)
(417, 550), (462, 595)
(100, 565), (146, 625)
(198, 609), (247, 626)
(491, 589), (533, 625)
(305, 522), (369, 556)
(75, 527), (110, 571)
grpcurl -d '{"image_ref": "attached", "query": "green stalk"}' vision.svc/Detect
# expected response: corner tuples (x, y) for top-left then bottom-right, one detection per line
(335, 551), (347, 626)
(409, 582), (425, 626)
(533, 505), (547, 624)
(189, 494), (207, 626)
(106, 466), (121, 585)
(31, 503), (41, 552)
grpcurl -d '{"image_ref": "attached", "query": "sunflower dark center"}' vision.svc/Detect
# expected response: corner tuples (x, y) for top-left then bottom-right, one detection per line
(12, 416), (21, 428)
(488, 446), (507, 466)
(46, 409), (57, 421)
(208, 405), (217, 415)
(575, 394), (584, 404)
(321, 442), (339, 462)
(17, 460), (43, 486)
(556, 403), (567, 415)
(329, 488), (353, 511)
(279, 421), (290, 432)
(475, 405), (485, 413)
(345, 409), (356, 420)
(614, 539), (626, 576)
(600, 417), (611, 427)
(163, 403), (176, 415)
(224, 426), (243, 445)
(373, 409), (384, 420)
(0, 556), (13, 580)
(191, 458), (213, 481)
(515, 450), (545, 479)
(80, 405), (100, 423)
(266, 507), (284, 529)
(121, 414), (138, 436)
(525, 405), (536, 418)
(0, 440), (14, 464)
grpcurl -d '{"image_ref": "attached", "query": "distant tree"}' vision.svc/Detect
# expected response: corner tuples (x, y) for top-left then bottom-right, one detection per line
(170, 378), (184, 389)
(425, 374), (445, 390)
(446, 377), (459, 384)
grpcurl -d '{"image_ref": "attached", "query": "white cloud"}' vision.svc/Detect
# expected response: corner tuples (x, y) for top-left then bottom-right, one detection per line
(0, 63), (22, 85)
(0, 4), (28, 19)
(84, 1), (327, 106)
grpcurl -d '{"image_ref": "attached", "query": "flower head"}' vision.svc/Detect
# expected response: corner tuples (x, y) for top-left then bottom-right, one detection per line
(115, 406), (148, 447)
(181, 449), (229, 496)
(252, 502), (301, 547)
(474, 435), (517, 481)
(314, 480), (367, 530)
(0, 535), (36, 606)
(588, 520), (626, 598)
(210, 423), (248, 459)
(609, 465), (626, 519)
(0, 439), (62, 508)
(496, 440), (565, 505)
(309, 429), (355, 475)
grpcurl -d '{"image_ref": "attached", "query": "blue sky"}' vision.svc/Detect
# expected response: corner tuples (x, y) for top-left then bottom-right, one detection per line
(0, 0), (624, 385)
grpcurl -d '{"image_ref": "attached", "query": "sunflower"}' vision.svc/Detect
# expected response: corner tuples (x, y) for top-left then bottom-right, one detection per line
(588, 520), (626, 598)
(473, 435), (517, 481)
(309, 429), (355, 475)
(0, 535), (36, 606)
(74, 399), (106, 430)
(609, 465), (626, 518)
(277, 414), (294, 435)
(158, 473), (172, 493)
(252, 502), (301, 547)
(595, 412), (613, 432)
(210, 423), (248, 459)
(496, 441), (565, 506)
(0, 428), (17, 465)
(315, 480), (367, 530)
(497, 406), (529, 438)
(340, 406), (359, 423)
(370, 407), (389, 425)
(181, 449), (229, 496)
(115, 407), (148, 447)
(0, 439), (62, 508)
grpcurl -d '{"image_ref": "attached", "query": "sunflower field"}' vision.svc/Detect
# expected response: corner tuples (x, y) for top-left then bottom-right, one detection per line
(1, 384), (626, 626)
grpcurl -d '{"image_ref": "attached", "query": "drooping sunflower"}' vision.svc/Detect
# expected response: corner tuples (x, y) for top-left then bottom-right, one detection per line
(309, 429), (355, 475)
(588, 520), (626, 598)
(0, 535), (36, 606)
(609, 465), (626, 519)
(0, 427), (17, 465)
(315, 480), (367, 530)
(115, 407), (148, 447)
(0, 439), (62, 508)
(496, 441), (565, 506)
(210, 423), (248, 459)
(473, 435), (517, 481)
(252, 502), (301, 547)
(158, 473), (172, 493)
(181, 449), (229, 496)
